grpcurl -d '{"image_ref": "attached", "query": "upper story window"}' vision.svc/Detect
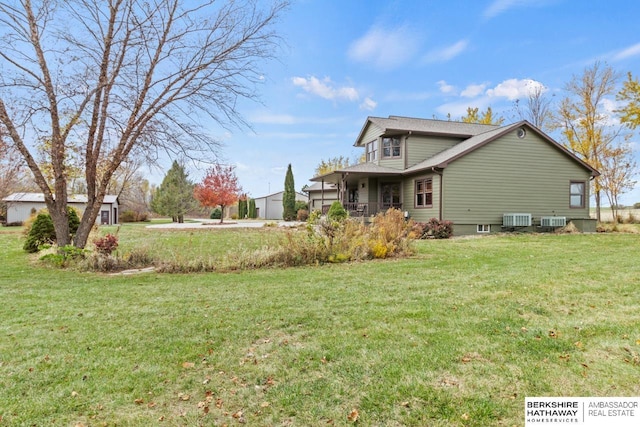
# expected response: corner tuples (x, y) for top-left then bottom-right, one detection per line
(570, 181), (585, 208)
(382, 137), (401, 158)
(366, 141), (377, 162)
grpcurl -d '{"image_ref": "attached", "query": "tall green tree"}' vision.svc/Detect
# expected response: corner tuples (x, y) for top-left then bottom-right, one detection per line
(248, 198), (257, 219)
(151, 161), (195, 223)
(238, 195), (248, 219)
(282, 164), (296, 221)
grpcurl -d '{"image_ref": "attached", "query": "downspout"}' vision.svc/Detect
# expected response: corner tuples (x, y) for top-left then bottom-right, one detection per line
(405, 131), (411, 170)
(432, 167), (443, 221)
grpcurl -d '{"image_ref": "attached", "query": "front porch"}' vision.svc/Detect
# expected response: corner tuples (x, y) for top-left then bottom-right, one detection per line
(322, 202), (403, 217)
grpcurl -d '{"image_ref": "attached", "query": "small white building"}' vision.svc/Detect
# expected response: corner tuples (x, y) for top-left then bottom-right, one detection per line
(253, 191), (307, 220)
(3, 193), (119, 225)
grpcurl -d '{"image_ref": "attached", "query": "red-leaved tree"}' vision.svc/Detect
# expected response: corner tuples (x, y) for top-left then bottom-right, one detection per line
(194, 164), (242, 224)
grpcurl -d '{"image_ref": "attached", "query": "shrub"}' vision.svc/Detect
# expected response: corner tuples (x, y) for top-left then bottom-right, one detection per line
(295, 200), (308, 213)
(93, 233), (119, 255)
(40, 245), (87, 268)
(297, 209), (309, 222)
(23, 207), (81, 252)
(418, 217), (454, 239)
(327, 201), (347, 221)
(67, 206), (80, 237)
(23, 213), (56, 253)
(210, 208), (222, 219)
(626, 212), (639, 224)
(367, 208), (416, 258)
(120, 210), (149, 222)
(633, 202), (640, 209)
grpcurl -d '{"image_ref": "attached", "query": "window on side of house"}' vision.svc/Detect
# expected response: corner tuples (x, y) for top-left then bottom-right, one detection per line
(570, 181), (585, 208)
(415, 178), (433, 208)
(382, 136), (401, 158)
(366, 141), (377, 162)
(477, 224), (490, 233)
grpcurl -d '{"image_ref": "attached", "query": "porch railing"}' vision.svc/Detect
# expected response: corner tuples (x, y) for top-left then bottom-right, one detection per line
(321, 202), (403, 217)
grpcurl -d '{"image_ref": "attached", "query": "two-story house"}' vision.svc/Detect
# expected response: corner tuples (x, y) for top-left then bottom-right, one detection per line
(310, 116), (599, 235)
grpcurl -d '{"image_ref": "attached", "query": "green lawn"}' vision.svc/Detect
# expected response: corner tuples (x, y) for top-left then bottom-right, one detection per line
(1, 225), (639, 426)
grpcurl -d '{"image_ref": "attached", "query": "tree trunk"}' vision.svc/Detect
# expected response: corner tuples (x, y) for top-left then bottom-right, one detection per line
(220, 205), (225, 224)
(73, 192), (108, 249)
(49, 202), (71, 248)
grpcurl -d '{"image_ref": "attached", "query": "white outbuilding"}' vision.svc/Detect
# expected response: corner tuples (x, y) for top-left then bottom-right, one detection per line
(3, 192), (119, 225)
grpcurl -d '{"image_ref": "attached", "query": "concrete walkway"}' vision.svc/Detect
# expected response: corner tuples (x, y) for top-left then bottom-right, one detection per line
(145, 220), (304, 229)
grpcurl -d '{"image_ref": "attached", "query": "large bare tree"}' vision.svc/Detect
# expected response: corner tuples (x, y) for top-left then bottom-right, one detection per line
(514, 84), (554, 132)
(0, 0), (288, 247)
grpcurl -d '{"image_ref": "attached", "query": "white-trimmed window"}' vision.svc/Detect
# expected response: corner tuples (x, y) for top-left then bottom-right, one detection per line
(570, 181), (585, 208)
(415, 178), (433, 208)
(477, 224), (490, 233)
(382, 136), (401, 158)
(366, 141), (377, 162)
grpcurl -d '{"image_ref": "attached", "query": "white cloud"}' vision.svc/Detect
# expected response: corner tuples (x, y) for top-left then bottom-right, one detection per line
(292, 76), (359, 101)
(423, 39), (468, 63)
(486, 78), (546, 100)
(461, 83), (487, 98)
(600, 98), (622, 126)
(359, 97), (377, 111)
(483, 0), (551, 19)
(437, 80), (456, 95)
(436, 97), (493, 118)
(348, 26), (419, 70)
(612, 42), (640, 61)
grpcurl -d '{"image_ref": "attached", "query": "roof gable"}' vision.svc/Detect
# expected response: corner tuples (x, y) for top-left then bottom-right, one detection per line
(403, 121), (599, 177)
(355, 115), (500, 146)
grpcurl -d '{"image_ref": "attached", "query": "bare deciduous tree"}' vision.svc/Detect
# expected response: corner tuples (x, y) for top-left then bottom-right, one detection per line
(0, 0), (288, 247)
(514, 84), (554, 132)
(600, 141), (636, 221)
(554, 61), (622, 222)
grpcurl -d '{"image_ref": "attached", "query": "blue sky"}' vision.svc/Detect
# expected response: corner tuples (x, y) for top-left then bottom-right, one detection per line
(175, 0), (640, 205)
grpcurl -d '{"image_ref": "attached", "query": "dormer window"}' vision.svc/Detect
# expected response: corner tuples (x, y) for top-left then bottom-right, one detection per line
(366, 141), (377, 162)
(382, 136), (401, 158)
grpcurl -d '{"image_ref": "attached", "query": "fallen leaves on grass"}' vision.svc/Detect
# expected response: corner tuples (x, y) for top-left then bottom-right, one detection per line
(347, 409), (359, 422)
(182, 361), (195, 369)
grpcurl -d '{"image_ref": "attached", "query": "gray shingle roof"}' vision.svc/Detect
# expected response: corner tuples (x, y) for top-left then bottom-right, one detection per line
(311, 162), (402, 181)
(356, 115), (500, 146)
(403, 123), (520, 173)
(2, 192), (118, 203)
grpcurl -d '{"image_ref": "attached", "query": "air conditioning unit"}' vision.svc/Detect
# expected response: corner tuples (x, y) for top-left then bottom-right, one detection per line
(503, 213), (532, 227)
(541, 216), (566, 227)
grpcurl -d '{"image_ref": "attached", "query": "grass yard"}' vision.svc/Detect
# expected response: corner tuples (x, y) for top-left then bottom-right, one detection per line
(0, 224), (639, 426)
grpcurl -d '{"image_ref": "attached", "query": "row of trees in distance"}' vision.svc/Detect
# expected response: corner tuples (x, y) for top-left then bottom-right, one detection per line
(151, 161), (300, 223)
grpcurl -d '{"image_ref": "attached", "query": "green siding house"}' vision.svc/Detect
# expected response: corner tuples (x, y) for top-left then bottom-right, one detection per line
(310, 116), (599, 235)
